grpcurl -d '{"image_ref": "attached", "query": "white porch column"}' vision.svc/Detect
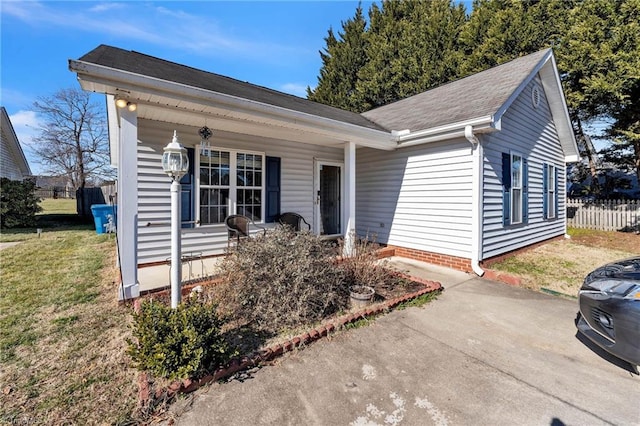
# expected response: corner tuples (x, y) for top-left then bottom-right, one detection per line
(117, 108), (139, 300)
(343, 141), (356, 256)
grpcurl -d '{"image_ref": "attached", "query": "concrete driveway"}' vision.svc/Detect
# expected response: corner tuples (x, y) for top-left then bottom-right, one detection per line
(172, 262), (639, 425)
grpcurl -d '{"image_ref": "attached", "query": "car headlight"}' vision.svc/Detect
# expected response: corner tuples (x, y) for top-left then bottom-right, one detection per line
(583, 279), (640, 299)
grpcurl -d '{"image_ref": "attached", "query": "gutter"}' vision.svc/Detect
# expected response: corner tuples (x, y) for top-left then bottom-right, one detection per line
(464, 125), (485, 277)
(394, 116), (494, 147)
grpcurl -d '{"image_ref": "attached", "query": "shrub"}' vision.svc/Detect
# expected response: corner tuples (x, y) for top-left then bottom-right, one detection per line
(214, 227), (349, 332)
(338, 232), (407, 293)
(0, 178), (41, 228)
(127, 296), (236, 380)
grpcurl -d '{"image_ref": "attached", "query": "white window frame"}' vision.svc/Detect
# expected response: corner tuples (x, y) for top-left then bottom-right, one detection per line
(510, 151), (523, 225)
(547, 163), (556, 219)
(196, 146), (265, 226)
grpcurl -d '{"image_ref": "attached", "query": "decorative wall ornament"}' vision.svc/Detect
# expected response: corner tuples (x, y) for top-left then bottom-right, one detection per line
(199, 126), (213, 156)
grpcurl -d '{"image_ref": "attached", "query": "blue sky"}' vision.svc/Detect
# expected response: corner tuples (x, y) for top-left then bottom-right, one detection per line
(1, 1), (370, 174)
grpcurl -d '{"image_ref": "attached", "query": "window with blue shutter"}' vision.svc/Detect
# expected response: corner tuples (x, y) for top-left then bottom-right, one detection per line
(542, 164), (548, 219)
(502, 153), (511, 226)
(503, 152), (527, 226)
(522, 158), (528, 224)
(180, 147), (195, 229)
(543, 163), (557, 220)
(265, 156), (281, 223)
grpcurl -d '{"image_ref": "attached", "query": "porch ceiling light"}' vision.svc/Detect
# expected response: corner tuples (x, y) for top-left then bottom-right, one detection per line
(162, 130), (189, 181)
(115, 97), (137, 111)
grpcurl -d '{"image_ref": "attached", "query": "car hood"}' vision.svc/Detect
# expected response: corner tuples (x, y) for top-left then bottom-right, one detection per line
(583, 257), (640, 287)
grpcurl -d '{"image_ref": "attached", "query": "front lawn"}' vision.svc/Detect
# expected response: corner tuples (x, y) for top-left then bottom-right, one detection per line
(489, 228), (639, 297)
(0, 204), (137, 425)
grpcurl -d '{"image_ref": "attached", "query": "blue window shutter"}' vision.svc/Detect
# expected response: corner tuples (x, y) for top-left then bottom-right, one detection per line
(265, 156), (281, 223)
(502, 153), (511, 226)
(180, 147), (195, 229)
(542, 163), (548, 219)
(523, 158), (528, 224)
(554, 166), (559, 219)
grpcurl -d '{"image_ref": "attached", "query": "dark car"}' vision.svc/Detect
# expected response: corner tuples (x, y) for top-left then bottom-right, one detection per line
(576, 257), (640, 367)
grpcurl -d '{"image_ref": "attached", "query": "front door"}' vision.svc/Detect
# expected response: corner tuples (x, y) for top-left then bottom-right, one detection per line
(315, 161), (342, 236)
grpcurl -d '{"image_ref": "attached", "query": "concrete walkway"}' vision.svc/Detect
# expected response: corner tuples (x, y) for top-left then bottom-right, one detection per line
(171, 260), (639, 425)
(0, 241), (23, 250)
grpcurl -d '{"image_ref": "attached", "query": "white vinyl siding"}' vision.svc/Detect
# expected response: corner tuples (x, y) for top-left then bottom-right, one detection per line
(136, 119), (342, 264)
(1, 127), (29, 180)
(357, 140), (473, 259)
(482, 76), (567, 259)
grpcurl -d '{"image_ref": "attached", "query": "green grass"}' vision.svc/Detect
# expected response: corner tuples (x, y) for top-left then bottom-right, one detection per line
(1, 198), (94, 243)
(0, 224), (137, 425)
(489, 229), (636, 295)
(396, 290), (441, 310)
(37, 198), (77, 215)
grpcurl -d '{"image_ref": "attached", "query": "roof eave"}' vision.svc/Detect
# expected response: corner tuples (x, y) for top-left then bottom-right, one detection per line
(492, 50), (580, 162)
(1, 107), (32, 176)
(69, 59), (396, 151)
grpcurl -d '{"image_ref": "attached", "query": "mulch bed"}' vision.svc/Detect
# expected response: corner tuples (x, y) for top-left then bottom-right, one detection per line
(135, 270), (442, 412)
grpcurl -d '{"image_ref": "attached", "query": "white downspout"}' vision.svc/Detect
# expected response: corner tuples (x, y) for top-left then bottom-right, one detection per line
(465, 125), (485, 277)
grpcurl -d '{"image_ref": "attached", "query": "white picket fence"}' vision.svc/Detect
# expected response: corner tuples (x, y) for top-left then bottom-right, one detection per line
(566, 199), (640, 232)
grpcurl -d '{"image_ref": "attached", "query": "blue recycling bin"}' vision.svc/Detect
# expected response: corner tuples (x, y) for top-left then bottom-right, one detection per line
(90, 204), (117, 234)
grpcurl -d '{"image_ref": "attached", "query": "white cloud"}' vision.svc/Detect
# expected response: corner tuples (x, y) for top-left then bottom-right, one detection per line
(9, 110), (43, 174)
(10, 110), (41, 149)
(280, 83), (308, 98)
(88, 3), (126, 13)
(1, 1), (304, 62)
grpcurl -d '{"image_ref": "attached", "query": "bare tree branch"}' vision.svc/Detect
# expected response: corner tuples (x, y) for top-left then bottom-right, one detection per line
(32, 88), (113, 190)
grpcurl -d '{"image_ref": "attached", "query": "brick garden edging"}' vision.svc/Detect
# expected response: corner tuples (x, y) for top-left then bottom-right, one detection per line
(135, 274), (442, 408)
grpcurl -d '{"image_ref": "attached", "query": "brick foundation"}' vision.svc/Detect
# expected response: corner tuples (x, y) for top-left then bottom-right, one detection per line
(390, 245), (473, 272)
(480, 235), (565, 268)
(390, 234), (566, 274)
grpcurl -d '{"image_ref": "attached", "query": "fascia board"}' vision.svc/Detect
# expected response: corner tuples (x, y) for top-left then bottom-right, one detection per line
(69, 60), (396, 150)
(540, 55), (580, 160)
(105, 95), (120, 168)
(493, 50), (552, 125)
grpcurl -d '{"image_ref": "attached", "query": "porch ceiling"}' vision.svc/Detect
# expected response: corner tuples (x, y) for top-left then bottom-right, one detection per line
(74, 68), (396, 150)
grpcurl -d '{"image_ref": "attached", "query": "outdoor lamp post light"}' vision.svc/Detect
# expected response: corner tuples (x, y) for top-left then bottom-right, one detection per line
(162, 130), (189, 308)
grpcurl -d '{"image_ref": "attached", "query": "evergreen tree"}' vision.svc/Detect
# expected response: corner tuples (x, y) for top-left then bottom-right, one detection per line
(558, 0), (640, 181)
(459, 0), (570, 77)
(355, 0), (466, 111)
(307, 4), (369, 112)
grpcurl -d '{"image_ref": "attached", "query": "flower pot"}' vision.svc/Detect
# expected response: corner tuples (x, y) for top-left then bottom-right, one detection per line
(350, 285), (375, 309)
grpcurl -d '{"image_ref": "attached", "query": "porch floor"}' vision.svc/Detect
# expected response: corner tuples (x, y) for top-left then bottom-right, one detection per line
(138, 256), (224, 293)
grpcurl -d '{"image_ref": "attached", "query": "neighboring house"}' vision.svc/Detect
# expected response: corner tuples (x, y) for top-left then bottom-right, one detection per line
(69, 45), (579, 300)
(1, 107), (32, 180)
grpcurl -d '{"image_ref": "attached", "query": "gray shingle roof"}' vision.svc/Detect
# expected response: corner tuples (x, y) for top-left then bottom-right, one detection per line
(362, 49), (551, 131)
(78, 45), (385, 132)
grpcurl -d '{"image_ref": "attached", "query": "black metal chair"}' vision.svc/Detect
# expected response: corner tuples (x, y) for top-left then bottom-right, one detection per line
(225, 214), (266, 248)
(277, 212), (311, 232)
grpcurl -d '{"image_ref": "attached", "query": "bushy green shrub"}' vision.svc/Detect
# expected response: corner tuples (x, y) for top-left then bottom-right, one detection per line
(127, 296), (236, 380)
(0, 178), (41, 228)
(215, 227), (349, 332)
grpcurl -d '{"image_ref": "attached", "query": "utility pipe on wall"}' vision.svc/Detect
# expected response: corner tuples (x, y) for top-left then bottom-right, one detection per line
(465, 125), (485, 277)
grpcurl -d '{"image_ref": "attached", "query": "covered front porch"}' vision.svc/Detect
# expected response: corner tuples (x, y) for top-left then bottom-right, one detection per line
(69, 45), (397, 300)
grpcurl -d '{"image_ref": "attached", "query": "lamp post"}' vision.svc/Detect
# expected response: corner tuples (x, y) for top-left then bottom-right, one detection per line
(162, 131), (189, 308)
